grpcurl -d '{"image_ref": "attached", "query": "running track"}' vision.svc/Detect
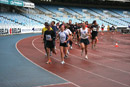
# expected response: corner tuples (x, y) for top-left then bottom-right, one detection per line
(16, 32), (130, 87)
(0, 34), (67, 87)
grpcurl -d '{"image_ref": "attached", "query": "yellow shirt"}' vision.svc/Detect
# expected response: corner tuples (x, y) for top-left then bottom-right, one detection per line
(42, 27), (53, 34)
(107, 25), (110, 31)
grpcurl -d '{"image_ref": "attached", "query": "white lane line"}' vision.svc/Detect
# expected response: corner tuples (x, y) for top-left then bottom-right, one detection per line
(33, 37), (130, 87)
(39, 36), (130, 74)
(36, 82), (71, 87)
(15, 37), (80, 87)
(95, 47), (130, 59)
(37, 37), (130, 74)
(71, 47), (130, 75)
(97, 44), (130, 54)
(54, 38), (130, 75)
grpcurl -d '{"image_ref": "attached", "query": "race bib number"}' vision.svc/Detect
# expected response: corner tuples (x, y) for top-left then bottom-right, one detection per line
(83, 33), (86, 38)
(93, 28), (97, 31)
(46, 35), (51, 40)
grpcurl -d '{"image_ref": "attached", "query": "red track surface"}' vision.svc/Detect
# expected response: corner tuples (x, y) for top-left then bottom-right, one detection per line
(17, 32), (130, 87)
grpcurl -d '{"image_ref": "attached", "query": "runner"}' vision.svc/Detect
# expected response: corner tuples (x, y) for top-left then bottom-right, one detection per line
(44, 23), (57, 64)
(90, 20), (99, 49)
(85, 21), (89, 28)
(58, 24), (70, 64)
(68, 19), (74, 49)
(42, 22), (53, 56)
(107, 24), (110, 32)
(64, 23), (72, 55)
(76, 23), (81, 46)
(111, 25), (116, 34)
(51, 21), (58, 49)
(79, 22), (91, 59)
(101, 24), (105, 34)
(74, 22), (79, 45)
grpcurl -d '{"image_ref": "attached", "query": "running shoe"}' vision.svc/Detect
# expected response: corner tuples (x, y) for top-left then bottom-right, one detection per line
(61, 61), (65, 64)
(64, 55), (68, 58)
(70, 46), (72, 50)
(46, 60), (52, 64)
(85, 55), (88, 59)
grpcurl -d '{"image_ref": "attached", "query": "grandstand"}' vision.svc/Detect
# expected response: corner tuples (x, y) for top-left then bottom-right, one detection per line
(0, 0), (130, 35)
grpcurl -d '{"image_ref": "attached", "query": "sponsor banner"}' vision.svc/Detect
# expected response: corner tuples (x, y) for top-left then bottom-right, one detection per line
(23, 2), (35, 8)
(0, 0), (23, 6)
(0, 28), (9, 35)
(0, 28), (22, 35)
(32, 28), (42, 32)
(0, 0), (9, 4)
(9, 0), (23, 7)
(0, 0), (35, 8)
(11, 28), (21, 34)
(0, 26), (43, 35)
(21, 27), (42, 33)
(21, 28), (32, 33)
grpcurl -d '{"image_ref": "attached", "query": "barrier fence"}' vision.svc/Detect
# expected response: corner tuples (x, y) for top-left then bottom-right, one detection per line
(0, 27), (42, 35)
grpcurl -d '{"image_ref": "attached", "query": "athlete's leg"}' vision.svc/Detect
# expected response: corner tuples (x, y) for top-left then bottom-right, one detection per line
(46, 47), (51, 64)
(94, 36), (98, 47)
(80, 42), (85, 56)
(44, 41), (47, 55)
(69, 35), (73, 49)
(52, 48), (57, 55)
(85, 45), (88, 55)
(60, 46), (65, 64)
(67, 43), (70, 54)
(91, 39), (94, 49)
(85, 45), (88, 59)
(77, 35), (80, 46)
(64, 47), (68, 58)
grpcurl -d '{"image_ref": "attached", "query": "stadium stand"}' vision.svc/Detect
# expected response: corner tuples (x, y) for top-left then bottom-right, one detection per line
(0, 1), (130, 31)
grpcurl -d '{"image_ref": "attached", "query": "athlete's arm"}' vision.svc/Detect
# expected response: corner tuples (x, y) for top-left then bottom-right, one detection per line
(41, 29), (44, 38)
(88, 28), (91, 36)
(52, 31), (56, 41)
(78, 29), (81, 39)
(97, 25), (99, 32)
(85, 28), (91, 36)
(43, 31), (46, 41)
(64, 34), (70, 43)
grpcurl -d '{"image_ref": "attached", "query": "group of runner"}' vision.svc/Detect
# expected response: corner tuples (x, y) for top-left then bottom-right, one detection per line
(42, 20), (100, 64)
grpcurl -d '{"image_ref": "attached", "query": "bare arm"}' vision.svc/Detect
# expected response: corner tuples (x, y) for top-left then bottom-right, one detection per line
(64, 35), (70, 43)
(78, 29), (81, 39)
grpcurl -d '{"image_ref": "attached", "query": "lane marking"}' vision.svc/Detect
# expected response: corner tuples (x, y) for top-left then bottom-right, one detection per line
(32, 37), (130, 87)
(93, 47), (130, 60)
(36, 82), (71, 87)
(37, 36), (130, 74)
(97, 45), (130, 54)
(71, 47), (130, 74)
(37, 37), (130, 74)
(16, 37), (80, 87)
(53, 37), (130, 75)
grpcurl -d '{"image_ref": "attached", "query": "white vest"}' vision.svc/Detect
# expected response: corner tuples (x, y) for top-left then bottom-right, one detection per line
(59, 31), (67, 43)
(80, 28), (89, 39)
